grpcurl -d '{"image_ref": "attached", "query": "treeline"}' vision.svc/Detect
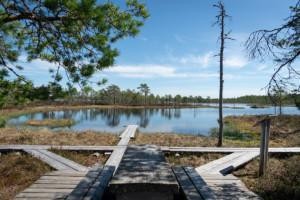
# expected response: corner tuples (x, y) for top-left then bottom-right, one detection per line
(205, 95), (300, 106)
(1, 75), (299, 108)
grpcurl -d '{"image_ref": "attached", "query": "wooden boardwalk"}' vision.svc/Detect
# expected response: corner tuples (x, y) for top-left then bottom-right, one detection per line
(109, 145), (179, 200)
(180, 152), (262, 199)
(14, 125), (138, 200)
(1, 145), (299, 153)
(24, 149), (87, 171)
(174, 166), (260, 200)
(161, 146), (300, 153)
(15, 170), (87, 199)
(15, 165), (114, 200)
(105, 125), (138, 173)
(0, 124), (298, 200)
(196, 151), (260, 175)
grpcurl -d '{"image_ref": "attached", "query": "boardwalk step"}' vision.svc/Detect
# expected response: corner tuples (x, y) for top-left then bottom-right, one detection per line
(172, 166), (204, 200)
(196, 151), (259, 175)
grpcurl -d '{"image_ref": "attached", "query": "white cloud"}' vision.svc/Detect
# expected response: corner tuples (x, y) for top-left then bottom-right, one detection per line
(18, 58), (57, 74)
(105, 65), (176, 78)
(104, 64), (238, 79)
(224, 56), (248, 68)
(170, 51), (248, 69)
(178, 52), (214, 67)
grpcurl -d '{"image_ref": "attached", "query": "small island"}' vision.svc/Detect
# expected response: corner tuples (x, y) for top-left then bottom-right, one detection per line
(26, 119), (75, 128)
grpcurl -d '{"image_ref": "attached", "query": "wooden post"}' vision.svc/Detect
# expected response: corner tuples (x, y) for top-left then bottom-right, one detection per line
(259, 117), (271, 176)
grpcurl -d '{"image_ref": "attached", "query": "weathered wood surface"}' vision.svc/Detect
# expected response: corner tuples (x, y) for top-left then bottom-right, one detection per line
(24, 149), (87, 171)
(161, 146), (300, 153)
(174, 166), (260, 200)
(1, 145), (300, 153)
(15, 170), (87, 200)
(119, 125), (138, 139)
(16, 166), (114, 200)
(105, 125), (138, 173)
(172, 166), (204, 200)
(196, 151), (259, 175)
(109, 145), (179, 200)
(67, 165), (114, 200)
(0, 145), (115, 151)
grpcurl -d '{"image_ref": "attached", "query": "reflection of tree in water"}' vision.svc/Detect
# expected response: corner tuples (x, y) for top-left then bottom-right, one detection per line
(174, 108), (181, 118)
(26, 107), (182, 128)
(160, 108), (181, 119)
(105, 108), (120, 127)
(139, 108), (150, 128)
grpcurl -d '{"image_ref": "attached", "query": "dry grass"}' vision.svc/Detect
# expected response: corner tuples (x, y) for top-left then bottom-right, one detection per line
(0, 152), (52, 200)
(165, 153), (225, 167)
(224, 115), (300, 147)
(0, 127), (119, 146)
(234, 154), (300, 200)
(51, 150), (109, 167)
(26, 119), (75, 127)
(132, 132), (217, 147)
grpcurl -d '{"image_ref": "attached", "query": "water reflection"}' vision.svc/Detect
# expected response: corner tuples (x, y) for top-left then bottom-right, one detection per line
(7, 106), (300, 135)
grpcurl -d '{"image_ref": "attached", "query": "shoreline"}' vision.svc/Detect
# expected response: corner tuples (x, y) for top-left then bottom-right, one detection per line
(1, 104), (245, 120)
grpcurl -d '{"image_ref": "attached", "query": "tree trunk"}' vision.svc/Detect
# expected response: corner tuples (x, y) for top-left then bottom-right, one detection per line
(217, 5), (225, 147)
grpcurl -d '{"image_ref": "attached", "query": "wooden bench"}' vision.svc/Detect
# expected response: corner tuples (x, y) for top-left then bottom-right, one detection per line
(173, 166), (260, 200)
(172, 166), (215, 200)
(109, 145), (179, 200)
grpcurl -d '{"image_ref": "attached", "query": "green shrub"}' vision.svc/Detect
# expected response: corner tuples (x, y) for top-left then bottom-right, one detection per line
(0, 117), (6, 128)
(209, 126), (253, 141)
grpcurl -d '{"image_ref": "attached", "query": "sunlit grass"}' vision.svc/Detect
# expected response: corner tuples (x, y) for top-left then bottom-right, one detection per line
(234, 155), (300, 200)
(26, 119), (75, 128)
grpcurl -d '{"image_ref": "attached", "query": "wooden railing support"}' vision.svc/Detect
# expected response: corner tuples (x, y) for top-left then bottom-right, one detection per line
(259, 117), (271, 176)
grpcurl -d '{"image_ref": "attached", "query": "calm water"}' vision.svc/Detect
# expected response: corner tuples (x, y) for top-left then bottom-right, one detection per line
(8, 104), (300, 135)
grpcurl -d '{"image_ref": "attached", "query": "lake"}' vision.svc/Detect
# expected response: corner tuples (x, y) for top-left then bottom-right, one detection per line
(8, 104), (300, 135)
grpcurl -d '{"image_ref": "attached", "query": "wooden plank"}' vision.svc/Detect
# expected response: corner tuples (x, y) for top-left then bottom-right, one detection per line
(44, 171), (87, 176)
(184, 167), (217, 200)
(15, 192), (68, 199)
(119, 125), (138, 139)
(104, 146), (126, 171)
(0, 145), (115, 152)
(161, 146), (300, 153)
(1, 145), (300, 153)
(83, 165), (115, 200)
(22, 188), (73, 193)
(66, 166), (103, 200)
(37, 149), (87, 171)
(217, 151), (259, 175)
(195, 152), (245, 174)
(67, 165), (114, 200)
(105, 125), (138, 173)
(109, 145), (178, 199)
(29, 184), (78, 189)
(35, 179), (82, 184)
(24, 149), (73, 171)
(15, 198), (65, 200)
(172, 166), (203, 200)
(39, 176), (84, 181)
(24, 149), (87, 171)
(197, 151), (259, 175)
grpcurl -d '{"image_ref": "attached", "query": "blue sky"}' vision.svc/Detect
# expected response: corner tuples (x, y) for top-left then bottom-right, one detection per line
(19, 0), (298, 98)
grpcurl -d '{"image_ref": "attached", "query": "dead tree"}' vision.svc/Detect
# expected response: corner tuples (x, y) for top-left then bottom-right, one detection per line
(214, 1), (232, 147)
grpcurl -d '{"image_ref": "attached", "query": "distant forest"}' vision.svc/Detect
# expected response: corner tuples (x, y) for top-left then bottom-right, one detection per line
(1, 79), (299, 108)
